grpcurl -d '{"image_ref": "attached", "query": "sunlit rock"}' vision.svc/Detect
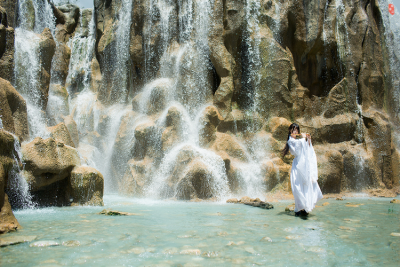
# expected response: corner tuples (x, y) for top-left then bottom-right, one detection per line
(47, 122), (75, 148)
(199, 106), (223, 146)
(0, 78), (29, 141)
(69, 166), (104, 206)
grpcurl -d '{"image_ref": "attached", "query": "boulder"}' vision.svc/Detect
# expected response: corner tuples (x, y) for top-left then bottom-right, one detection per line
(132, 121), (162, 160)
(63, 115), (79, 147)
(21, 137), (80, 191)
(57, 4), (80, 34)
(119, 159), (148, 197)
(69, 166), (104, 206)
(0, 194), (21, 234)
(218, 109), (263, 134)
(296, 113), (359, 144)
(267, 117), (292, 142)
(209, 0), (235, 118)
(0, 129), (21, 234)
(175, 160), (214, 200)
(50, 44), (71, 86)
(314, 146), (344, 193)
(0, 7), (14, 82)
(38, 28), (56, 110)
(211, 132), (248, 162)
(47, 84), (70, 122)
(199, 106), (223, 146)
(47, 122), (75, 147)
(0, 78), (29, 141)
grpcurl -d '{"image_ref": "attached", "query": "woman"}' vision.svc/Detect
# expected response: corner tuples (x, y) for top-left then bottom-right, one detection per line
(282, 123), (323, 216)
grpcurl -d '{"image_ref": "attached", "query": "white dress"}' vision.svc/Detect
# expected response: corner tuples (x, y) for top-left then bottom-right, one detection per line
(288, 136), (323, 212)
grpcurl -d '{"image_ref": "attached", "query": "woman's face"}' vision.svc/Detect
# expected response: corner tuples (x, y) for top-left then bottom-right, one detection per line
(291, 128), (299, 135)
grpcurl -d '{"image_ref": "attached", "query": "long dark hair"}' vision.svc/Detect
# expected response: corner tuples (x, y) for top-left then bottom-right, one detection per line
(281, 123), (300, 158)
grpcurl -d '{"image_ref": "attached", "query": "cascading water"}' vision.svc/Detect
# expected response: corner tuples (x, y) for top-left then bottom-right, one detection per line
(100, 0), (133, 103)
(379, 0), (400, 116)
(5, 134), (35, 209)
(14, 0), (56, 139)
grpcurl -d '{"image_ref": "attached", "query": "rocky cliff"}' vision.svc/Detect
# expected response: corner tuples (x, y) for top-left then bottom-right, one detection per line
(0, 0), (398, 221)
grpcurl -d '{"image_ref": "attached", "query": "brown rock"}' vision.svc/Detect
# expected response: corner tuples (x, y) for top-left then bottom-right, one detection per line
(51, 44), (71, 86)
(0, 11), (14, 82)
(119, 159), (149, 197)
(48, 84), (69, 121)
(63, 115), (79, 148)
(47, 122), (75, 147)
(132, 121), (161, 160)
(211, 132), (248, 162)
(69, 166), (104, 206)
(218, 109), (263, 134)
(314, 146), (343, 193)
(0, 78), (29, 141)
(226, 198), (238, 203)
(268, 117), (292, 142)
(390, 199), (400, 204)
(0, 194), (20, 234)
(199, 106), (223, 146)
(21, 137), (80, 191)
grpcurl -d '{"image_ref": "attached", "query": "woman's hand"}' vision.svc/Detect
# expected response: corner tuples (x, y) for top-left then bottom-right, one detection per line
(306, 133), (312, 145)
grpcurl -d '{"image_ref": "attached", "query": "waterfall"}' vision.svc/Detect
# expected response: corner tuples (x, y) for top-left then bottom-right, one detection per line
(100, 0), (133, 103)
(379, 0), (400, 116)
(6, 134), (36, 209)
(14, 0), (56, 139)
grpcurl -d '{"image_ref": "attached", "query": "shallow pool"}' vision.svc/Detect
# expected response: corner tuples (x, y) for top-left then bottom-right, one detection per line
(1, 195), (399, 266)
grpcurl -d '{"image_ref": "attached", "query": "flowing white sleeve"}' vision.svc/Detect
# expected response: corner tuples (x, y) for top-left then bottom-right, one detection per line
(287, 137), (304, 157)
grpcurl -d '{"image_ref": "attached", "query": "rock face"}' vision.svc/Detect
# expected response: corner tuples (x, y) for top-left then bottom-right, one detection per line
(69, 166), (104, 206)
(0, 129), (21, 234)
(2, 0), (398, 207)
(0, 5), (14, 82)
(21, 137), (104, 207)
(0, 78), (29, 141)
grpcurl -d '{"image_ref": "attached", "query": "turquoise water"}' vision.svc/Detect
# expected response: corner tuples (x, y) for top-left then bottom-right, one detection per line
(1, 196), (399, 266)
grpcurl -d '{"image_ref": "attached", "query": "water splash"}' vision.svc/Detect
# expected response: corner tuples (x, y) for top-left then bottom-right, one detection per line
(6, 134), (36, 209)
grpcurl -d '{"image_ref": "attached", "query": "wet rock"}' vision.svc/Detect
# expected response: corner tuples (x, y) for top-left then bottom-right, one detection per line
(0, 78), (29, 141)
(63, 115), (79, 148)
(30, 240), (60, 247)
(22, 137), (80, 191)
(297, 113), (358, 144)
(0, 7), (15, 82)
(322, 202), (330, 206)
(47, 84), (70, 122)
(202, 251), (219, 258)
(199, 106), (223, 146)
(390, 199), (400, 204)
(38, 28), (56, 110)
(209, 0), (235, 118)
(260, 237), (272, 242)
(119, 159), (148, 197)
(0, 235), (37, 247)
(47, 122), (75, 147)
(211, 132), (248, 162)
(336, 197), (344, 201)
(163, 247), (179, 254)
(267, 117), (292, 141)
(180, 249), (201, 255)
(161, 106), (185, 152)
(98, 209), (137, 216)
(285, 204), (295, 212)
(218, 109), (263, 134)
(57, 4), (80, 34)
(62, 240), (80, 247)
(51, 43), (71, 86)
(390, 233), (400, 237)
(314, 146), (343, 193)
(69, 166), (104, 206)
(226, 198), (238, 203)
(132, 121), (161, 161)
